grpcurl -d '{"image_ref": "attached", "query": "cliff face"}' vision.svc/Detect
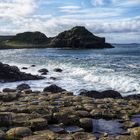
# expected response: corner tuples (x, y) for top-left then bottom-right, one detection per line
(4, 26), (113, 49)
(48, 26), (113, 48)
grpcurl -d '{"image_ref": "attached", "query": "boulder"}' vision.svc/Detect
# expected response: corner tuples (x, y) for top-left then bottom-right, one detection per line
(29, 118), (48, 131)
(2, 88), (16, 92)
(80, 90), (122, 99)
(17, 83), (31, 91)
(0, 62), (44, 82)
(128, 127), (140, 138)
(22, 67), (28, 70)
(101, 90), (122, 99)
(79, 118), (93, 130)
(54, 68), (63, 72)
(43, 84), (66, 93)
(0, 92), (19, 102)
(38, 68), (49, 73)
(0, 130), (6, 139)
(72, 132), (96, 140)
(6, 127), (32, 139)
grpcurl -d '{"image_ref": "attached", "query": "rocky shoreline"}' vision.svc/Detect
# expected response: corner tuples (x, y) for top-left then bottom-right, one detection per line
(0, 62), (140, 139)
(0, 83), (140, 140)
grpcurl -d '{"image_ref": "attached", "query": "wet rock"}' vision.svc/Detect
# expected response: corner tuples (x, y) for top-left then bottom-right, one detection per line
(128, 127), (140, 139)
(79, 118), (93, 130)
(73, 132), (96, 140)
(31, 65), (36, 67)
(79, 90), (100, 98)
(17, 83), (31, 91)
(22, 67), (28, 70)
(22, 135), (49, 140)
(38, 68), (49, 73)
(56, 134), (74, 140)
(0, 92), (19, 102)
(101, 90), (122, 99)
(64, 126), (84, 133)
(50, 77), (57, 80)
(43, 84), (66, 93)
(33, 129), (56, 139)
(122, 120), (139, 129)
(80, 90), (122, 99)
(29, 118), (48, 131)
(2, 88), (16, 93)
(0, 62), (44, 82)
(6, 127), (32, 139)
(54, 68), (63, 72)
(124, 94), (140, 100)
(0, 130), (6, 139)
(76, 110), (90, 117)
(48, 124), (64, 133)
(23, 89), (32, 94)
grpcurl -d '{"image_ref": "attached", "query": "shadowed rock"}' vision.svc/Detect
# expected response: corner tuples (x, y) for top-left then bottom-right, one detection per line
(80, 89), (122, 99)
(43, 84), (66, 93)
(48, 26), (114, 49)
(0, 62), (44, 82)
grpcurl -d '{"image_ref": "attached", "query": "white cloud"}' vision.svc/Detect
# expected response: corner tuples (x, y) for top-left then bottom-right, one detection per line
(59, 5), (81, 13)
(91, 0), (104, 6)
(0, 0), (36, 19)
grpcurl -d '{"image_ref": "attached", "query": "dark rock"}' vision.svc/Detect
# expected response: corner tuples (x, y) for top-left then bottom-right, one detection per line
(38, 68), (49, 74)
(6, 127), (32, 139)
(10, 31), (48, 44)
(50, 77), (57, 80)
(31, 65), (36, 67)
(54, 68), (63, 72)
(80, 89), (122, 99)
(43, 84), (66, 93)
(0, 130), (6, 139)
(101, 90), (122, 99)
(0, 112), (12, 126)
(17, 83), (31, 91)
(79, 89), (100, 98)
(0, 92), (19, 102)
(48, 26), (114, 49)
(124, 94), (140, 100)
(0, 62), (44, 82)
(22, 67), (28, 70)
(2, 88), (16, 92)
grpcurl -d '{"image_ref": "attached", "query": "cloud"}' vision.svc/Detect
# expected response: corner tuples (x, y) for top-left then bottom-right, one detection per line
(0, 0), (36, 19)
(91, 0), (104, 6)
(59, 5), (81, 13)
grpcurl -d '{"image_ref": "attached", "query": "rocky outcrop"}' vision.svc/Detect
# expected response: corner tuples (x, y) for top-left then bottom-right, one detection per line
(80, 89), (122, 99)
(0, 62), (44, 82)
(48, 26), (114, 49)
(3, 26), (113, 49)
(43, 84), (66, 93)
(10, 31), (48, 44)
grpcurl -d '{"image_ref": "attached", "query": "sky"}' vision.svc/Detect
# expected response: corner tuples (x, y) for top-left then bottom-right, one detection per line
(0, 0), (140, 43)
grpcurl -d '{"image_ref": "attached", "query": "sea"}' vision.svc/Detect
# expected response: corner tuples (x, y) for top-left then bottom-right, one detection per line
(0, 44), (140, 96)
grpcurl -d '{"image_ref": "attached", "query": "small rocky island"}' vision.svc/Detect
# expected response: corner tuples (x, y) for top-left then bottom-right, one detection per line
(0, 26), (114, 49)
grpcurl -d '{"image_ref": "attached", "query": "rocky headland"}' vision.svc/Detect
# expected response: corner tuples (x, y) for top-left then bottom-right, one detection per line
(0, 26), (114, 49)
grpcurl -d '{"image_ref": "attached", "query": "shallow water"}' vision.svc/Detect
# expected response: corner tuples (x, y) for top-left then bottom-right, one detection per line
(0, 44), (140, 96)
(92, 119), (126, 138)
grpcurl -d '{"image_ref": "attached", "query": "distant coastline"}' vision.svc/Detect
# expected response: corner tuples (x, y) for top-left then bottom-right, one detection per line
(0, 26), (114, 49)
